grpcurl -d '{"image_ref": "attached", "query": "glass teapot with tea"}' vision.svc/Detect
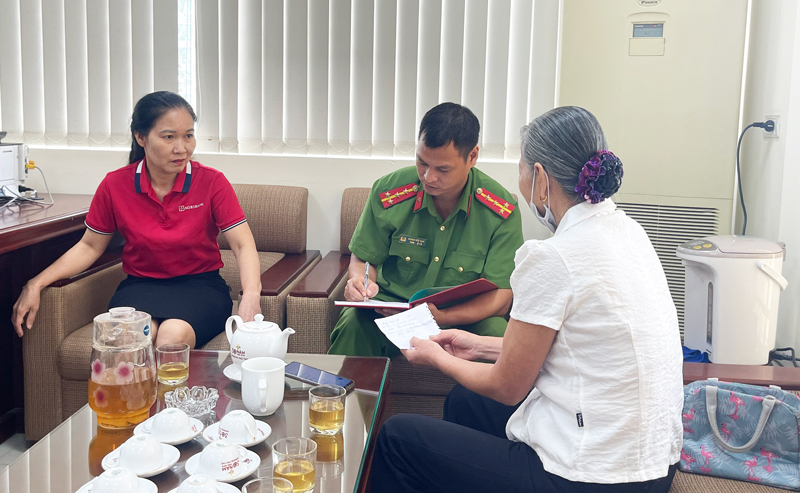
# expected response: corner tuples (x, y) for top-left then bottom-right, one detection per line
(88, 307), (157, 429)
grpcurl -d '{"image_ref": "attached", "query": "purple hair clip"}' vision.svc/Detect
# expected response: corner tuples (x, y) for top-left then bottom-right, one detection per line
(574, 150), (617, 204)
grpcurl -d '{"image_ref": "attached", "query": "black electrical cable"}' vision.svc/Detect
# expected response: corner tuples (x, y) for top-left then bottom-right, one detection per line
(769, 347), (798, 367)
(735, 120), (775, 236)
(735, 124), (756, 236)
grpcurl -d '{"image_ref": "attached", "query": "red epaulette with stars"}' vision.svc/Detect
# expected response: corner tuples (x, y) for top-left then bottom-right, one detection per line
(475, 187), (515, 219)
(380, 183), (419, 209)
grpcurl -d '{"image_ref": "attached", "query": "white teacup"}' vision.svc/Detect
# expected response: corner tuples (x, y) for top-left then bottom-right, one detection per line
(92, 467), (140, 493)
(177, 474), (220, 493)
(150, 408), (192, 441)
(198, 439), (246, 479)
(241, 357), (285, 416)
(119, 434), (163, 473)
(218, 410), (257, 444)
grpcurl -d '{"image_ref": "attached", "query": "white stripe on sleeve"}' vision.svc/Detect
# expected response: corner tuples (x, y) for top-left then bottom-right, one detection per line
(220, 218), (247, 232)
(84, 221), (114, 235)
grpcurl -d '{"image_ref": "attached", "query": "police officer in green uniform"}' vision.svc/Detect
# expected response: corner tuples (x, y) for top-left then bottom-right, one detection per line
(328, 103), (524, 357)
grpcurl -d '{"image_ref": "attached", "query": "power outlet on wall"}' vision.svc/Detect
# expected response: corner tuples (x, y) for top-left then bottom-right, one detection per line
(764, 115), (780, 138)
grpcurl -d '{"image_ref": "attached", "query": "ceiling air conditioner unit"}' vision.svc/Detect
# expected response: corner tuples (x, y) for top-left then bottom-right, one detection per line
(558, 0), (748, 336)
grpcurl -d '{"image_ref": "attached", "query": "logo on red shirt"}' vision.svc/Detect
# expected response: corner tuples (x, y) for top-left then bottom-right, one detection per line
(178, 202), (204, 212)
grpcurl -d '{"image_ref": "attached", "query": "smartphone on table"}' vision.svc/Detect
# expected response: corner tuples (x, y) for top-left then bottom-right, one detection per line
(285, 361), (355, 392)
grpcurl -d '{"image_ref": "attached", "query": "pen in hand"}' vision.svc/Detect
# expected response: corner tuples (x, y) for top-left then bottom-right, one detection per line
(364, 262), (370, 302)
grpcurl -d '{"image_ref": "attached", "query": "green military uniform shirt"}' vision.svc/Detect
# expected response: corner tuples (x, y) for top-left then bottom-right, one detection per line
(329, 166), (524, 356)
(349, 166), (523, 302)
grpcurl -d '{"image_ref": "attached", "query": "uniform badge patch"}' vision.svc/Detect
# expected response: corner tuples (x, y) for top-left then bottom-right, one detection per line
(398, 235), (427, 247)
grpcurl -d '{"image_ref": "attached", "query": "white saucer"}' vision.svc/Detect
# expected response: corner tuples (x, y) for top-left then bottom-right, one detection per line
(133, 416), (204, 445)
(166, 483), (240, 493)
(184, 447), (261, 483)
(202, 420), (272, 447)
(101, 443), (180, 478)
(222, 364), (242, 383)
(76, 477), (157, 493)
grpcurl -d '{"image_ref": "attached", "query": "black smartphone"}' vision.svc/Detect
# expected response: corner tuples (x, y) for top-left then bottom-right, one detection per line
(285, 361), (355, 392)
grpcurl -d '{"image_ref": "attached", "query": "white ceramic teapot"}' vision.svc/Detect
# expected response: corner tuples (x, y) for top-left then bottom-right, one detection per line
(225, 314), (295, 367)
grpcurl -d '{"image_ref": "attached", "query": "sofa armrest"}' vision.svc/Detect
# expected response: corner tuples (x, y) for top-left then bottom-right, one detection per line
(285, 252), (350, 354)
(48, 247), (123, 287)
(259, 250), (320, 296)
(23, 260), (126, 440)
(289, 251), (350, 298)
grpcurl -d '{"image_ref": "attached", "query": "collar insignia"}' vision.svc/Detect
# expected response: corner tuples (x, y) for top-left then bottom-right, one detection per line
(380, 183), (419, 209)
(475, 187), (515, 219)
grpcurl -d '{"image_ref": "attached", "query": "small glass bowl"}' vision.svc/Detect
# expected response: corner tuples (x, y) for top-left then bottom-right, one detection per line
(164, 386), (219, 417)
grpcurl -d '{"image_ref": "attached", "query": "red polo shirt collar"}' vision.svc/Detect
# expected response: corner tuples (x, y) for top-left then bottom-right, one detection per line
(134, 159), (193, 196)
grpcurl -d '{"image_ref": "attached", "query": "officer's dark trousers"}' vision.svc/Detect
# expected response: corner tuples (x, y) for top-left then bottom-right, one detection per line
(370, 385), (677, 493)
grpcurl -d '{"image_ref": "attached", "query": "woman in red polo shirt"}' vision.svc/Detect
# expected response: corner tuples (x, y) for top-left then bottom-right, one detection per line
(11, 91), (262, 348)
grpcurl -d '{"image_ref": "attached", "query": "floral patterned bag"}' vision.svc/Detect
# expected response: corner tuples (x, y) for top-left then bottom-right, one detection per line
(680, 378), (800, 490)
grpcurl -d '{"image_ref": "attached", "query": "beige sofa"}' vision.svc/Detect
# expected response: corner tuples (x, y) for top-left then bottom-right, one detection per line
(22, 184), (319, 440)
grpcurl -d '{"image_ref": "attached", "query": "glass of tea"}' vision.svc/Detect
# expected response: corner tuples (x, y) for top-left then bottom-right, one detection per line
(308, 384), (346, 435)
(272, 437), (317, 493)
(241, 476), (294, 493)
(156, 343), (190, 385)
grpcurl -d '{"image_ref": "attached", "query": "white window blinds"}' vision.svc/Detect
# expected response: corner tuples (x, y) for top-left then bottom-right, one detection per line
(196, 0), (559, 160)
(0, 0), (179, 147)
(1, 0), (558, 159)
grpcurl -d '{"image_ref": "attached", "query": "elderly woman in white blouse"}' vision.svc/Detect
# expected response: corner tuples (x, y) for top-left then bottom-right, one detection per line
(369, 106), (684, 493)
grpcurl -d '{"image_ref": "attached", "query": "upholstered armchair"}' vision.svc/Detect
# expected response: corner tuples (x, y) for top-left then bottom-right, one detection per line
(203, 184), (320, 349)
(22, 184), (319, 440)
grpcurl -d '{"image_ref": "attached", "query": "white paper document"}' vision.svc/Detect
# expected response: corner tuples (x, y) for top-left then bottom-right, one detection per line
(374, 303), (441, 350)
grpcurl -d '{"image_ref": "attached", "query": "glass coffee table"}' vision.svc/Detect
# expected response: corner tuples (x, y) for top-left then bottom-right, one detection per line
(1, 352), (390, 493)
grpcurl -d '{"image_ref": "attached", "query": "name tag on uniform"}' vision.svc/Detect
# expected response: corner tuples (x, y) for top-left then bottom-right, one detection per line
(397, 235), (427, 247)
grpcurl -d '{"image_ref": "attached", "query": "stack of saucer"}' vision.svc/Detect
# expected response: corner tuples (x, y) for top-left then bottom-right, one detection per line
(166, 474), (241, 493)
(185, 439), (261, 483)
(202, 410), (271, 447)
(222, 364), (242, 383)
(134, 408), (204, 445)
(101, 434), (180, 478)
(75, 467), (157, 493)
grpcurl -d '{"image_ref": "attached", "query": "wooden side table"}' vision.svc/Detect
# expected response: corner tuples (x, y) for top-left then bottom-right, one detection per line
(683, 361), (800, 390)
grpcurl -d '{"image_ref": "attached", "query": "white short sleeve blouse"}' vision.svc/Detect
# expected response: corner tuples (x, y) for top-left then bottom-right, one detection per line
(506, 200), (684, 484)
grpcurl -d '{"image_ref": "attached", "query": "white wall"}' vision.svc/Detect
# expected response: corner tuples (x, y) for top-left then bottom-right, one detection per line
(24, 148), (548, 254)
(738, 0), (800, 348)
(27, 0), (800, 352)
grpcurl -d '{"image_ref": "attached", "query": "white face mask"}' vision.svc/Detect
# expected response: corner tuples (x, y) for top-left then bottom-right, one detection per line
(530, 167), (558, 234)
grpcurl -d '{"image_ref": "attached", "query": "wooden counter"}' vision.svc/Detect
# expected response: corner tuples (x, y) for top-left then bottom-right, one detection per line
(0, 194), (93, 254)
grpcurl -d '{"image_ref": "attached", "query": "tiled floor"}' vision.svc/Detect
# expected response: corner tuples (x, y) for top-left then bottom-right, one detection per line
(0, 434), (33, 467)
